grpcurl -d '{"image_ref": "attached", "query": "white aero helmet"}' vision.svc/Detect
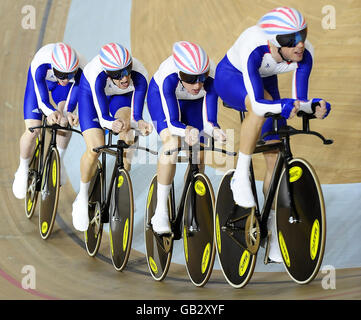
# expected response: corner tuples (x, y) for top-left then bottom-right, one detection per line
(51, 42), (79, 79)
(257, 7), (307, 47)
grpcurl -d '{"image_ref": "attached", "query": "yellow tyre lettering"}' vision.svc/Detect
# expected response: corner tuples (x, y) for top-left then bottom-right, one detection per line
(109, 228), (114, 256)
(27, 199), (33, 212)
(216, 214), (221, 254)
(194, 180), (206, 196)
(149, 256), (158, 274)
(238, 250), (250, 277)
(147, 184), (154, 209)
(41, 221), (48, 234)
(279, 231), (291, 267)
(201, 243), (211, 274)
(123, 218), (129, 252)
(310, 219), (320, 260)
(35, 138), (40, 158)
(52, 159), (57, 187)
(117, 175), (124, 188)
(183, 227), (188, 262)
(289, 166), (303, 183)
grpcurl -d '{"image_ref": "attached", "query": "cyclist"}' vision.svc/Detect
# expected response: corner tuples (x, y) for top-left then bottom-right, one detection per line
(214, 7), (331, 262)
(147, 41), (226, 234)
(12, 42), (86, 199)
(71, 42), (152, 232)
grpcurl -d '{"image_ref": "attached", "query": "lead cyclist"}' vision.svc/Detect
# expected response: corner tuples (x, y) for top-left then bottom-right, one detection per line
(214, 7), (331, 262)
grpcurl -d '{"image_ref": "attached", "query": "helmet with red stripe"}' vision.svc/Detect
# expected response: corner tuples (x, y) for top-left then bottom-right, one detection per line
(51, 43), (79, 78)
(99, 43), (132, 72)
(258, 7), (307, 47)
(172, 41), (209, 75)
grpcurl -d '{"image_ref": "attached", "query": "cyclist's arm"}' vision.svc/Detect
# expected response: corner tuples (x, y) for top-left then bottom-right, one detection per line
(242, 48), (296, 117)
(33, 64), (57, 116)
(292, 44), (313, 101)
(64, 67), (83, 113)
(92, 73), (115, 130)
(202, 77), (220, 136)
(130, 70), (148, 128)
(160, 74), (187, 137)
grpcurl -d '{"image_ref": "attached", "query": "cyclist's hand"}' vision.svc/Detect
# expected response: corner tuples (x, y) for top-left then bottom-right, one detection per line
(312, 99), (331, 119)
(67, 112), (79, 127)
(213, 127), (227, 145)
(59, 115), (69, 127)
(112, 119), (128, 134)
(138, 120), (153, 136)
(281, 99), (299, 119)
(184, 126), (199, 146)
(47, 110), (62, 125)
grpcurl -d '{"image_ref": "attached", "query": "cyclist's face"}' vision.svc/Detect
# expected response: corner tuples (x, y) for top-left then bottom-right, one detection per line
(57, 78), (70, 86)
(181, 81), (203, 95)
(281, 41), (305, 62)
(113, 75), (131, 89)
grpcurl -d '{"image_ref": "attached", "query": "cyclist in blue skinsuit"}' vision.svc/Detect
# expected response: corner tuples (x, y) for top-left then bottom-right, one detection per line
(214, 7), (331, 262)
(71, 43), (152, 231)
(147, 41), (226, 234)
(13, 43), (86, 199)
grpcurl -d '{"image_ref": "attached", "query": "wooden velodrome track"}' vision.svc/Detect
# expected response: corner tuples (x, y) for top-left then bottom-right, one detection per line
(0, 0), (360, 301)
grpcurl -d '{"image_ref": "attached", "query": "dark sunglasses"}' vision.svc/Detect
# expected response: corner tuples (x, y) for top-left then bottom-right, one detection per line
(276, 27), (307, 48)
(106, 63), (133, 80)
(179, 71), (209, 84)
(53, 68), (76, 80)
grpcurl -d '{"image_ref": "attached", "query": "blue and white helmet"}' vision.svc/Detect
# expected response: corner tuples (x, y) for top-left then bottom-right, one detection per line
(99, 42), (132, 71)
(51, 42), (79, 73)
(172, 41), (209, 75)
(258, 7), (307, 47)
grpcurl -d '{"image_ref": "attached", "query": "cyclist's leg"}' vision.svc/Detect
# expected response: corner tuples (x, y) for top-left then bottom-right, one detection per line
(151, 128), (180, 233)
(72, 127), (104, 231)
(14, 70), (42, 199)
(214, 60), (264, 207)
(72, 88), (105, 231)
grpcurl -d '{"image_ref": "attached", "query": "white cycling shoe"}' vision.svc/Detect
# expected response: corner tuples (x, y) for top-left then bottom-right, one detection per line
(12, 169), (28, 199)
(72, 195), (89, 232)
(151, 211), (171, 235)
(230, 177), (256, 208)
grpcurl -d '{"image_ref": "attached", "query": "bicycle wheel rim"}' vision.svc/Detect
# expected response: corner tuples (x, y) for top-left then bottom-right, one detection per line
(183, 173), (216, 287)
(85, 161), (103, 257)
(275, 158), (326, 284)
(214, 169), (257, 288)
(109, 168), (134, 271)
(144, 175), (173, 281)
(39, 147), (60, 240)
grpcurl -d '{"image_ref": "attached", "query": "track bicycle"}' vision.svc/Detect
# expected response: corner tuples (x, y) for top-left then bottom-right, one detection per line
(215, 103), (333, 288)
(84, 130), (157, 272)
(25, 116), (82, 240)
(145, 136), (236, 286)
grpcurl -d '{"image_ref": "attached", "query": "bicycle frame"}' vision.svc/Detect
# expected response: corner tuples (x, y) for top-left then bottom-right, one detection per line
(93, 130), (158, 222)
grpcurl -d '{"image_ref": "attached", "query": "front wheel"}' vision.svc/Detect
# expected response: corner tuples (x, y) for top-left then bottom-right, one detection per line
(39, 147), (60, 240)
(109, 168), (134, 271)
(275, 158), (326, 284)
(183, 173), (216, 287)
